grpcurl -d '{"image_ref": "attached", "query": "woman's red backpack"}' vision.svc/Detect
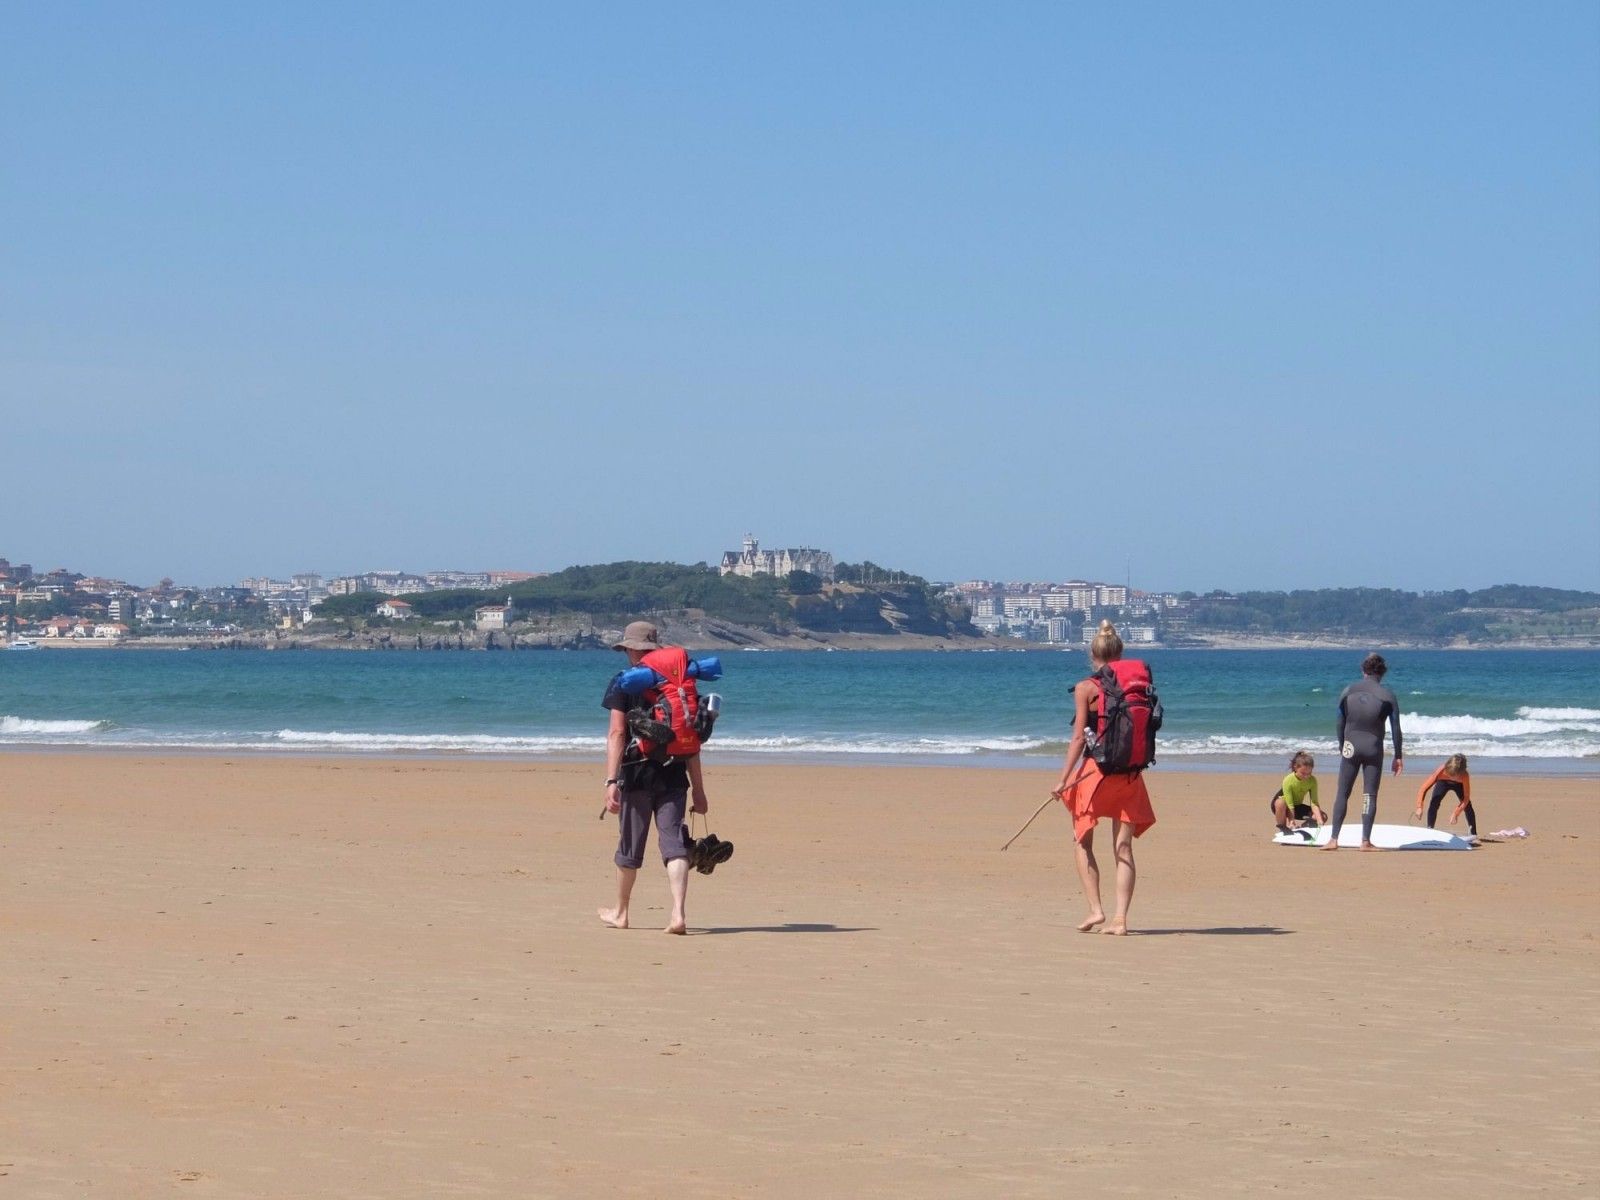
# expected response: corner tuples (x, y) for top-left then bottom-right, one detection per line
(1085, 659), (1162, 774)
(630, 646), (705, 761)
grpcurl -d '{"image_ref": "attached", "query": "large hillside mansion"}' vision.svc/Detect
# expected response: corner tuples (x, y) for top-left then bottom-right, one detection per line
(719, 536), (835, 582)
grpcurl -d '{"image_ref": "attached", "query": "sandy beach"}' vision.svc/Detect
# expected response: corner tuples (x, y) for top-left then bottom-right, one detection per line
(4, 753), (1595, 1198)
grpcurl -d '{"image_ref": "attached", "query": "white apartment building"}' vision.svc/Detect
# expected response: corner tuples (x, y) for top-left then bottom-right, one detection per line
(426, 571), (492, 589)
(361, 572), (429, 594)
(1002, 596), (1043, 620)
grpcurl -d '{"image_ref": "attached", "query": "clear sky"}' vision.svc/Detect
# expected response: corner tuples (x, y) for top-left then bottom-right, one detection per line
(3, 3), (1597, 591)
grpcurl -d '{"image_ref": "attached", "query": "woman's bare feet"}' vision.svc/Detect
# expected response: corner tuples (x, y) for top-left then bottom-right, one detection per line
(662, 920), (687, 935)
(1359, 842), (1383, 852)
(1077, 913), (1106, 933)
(597, 907), (628, 929)
(1319, 841), (1340, 851)
(1102, 919), (1128, 935)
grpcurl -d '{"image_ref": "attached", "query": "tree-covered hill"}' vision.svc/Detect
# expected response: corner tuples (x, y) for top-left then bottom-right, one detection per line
(314, 561), (976, 639)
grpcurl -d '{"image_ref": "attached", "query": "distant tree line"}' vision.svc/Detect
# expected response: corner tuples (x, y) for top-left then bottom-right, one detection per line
(1185, 586), (1600, 640)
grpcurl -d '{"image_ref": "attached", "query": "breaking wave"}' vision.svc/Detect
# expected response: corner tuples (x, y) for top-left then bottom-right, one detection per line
(1516, 706), (1600, 722)
(709, 734), (1052, 756)
(273, 730), (1055, 757)
(1402, 713), (1600, 738)
(0, 715), (113, 735)
(2, 712), (1595, 763)
(272, 730), (605, 754)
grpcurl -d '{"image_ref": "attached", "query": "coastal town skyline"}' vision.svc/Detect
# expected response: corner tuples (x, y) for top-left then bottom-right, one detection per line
(6, 540), (1596, 602)
(6, 539), (1595, 652)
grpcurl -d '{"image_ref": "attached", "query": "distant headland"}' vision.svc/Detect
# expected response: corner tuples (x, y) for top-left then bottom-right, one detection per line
(3, 551), (1596, 651)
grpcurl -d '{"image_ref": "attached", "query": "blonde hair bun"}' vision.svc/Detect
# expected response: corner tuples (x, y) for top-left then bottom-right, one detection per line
(1090, 620), (1124, 662)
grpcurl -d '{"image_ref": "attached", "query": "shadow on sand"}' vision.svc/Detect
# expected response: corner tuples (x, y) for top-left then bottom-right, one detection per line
(695, 923), (877, 936)
(1128, 926), (1294, 937)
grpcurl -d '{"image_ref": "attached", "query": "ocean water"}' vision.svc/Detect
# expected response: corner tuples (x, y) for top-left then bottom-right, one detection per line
(1, 648), (1596, 775)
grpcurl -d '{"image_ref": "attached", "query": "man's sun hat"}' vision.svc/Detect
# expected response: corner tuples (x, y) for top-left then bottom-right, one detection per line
(612, 621), (662, 652)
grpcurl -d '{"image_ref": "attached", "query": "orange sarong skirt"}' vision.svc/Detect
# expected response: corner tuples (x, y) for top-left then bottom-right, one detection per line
(1062, 759), (1157, 844)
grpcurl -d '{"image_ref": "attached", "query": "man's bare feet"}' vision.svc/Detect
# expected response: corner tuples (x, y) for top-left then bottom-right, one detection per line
(1102, 919), (1128, 936)
(1077, 914), (1106, 933)
(1319, 841), (1340, 851)
(662, 921), (686, 935)
(597, 907), (628, 929)
(1359, 842), (1383, 852)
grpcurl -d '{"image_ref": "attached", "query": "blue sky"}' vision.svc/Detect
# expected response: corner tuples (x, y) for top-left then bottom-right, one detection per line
(3, 3), (1597, 590)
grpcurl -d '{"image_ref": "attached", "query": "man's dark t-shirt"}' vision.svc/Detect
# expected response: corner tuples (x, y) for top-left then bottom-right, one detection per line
(603, 671), (690, 790)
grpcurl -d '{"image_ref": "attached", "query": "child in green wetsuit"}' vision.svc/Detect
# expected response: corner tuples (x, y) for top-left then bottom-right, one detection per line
(1272, 750), (1327, 833)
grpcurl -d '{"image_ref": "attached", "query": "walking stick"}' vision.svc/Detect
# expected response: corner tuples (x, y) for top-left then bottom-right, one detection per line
(1000, 793), (1060, 851)
(1001, 763), (1091, 851)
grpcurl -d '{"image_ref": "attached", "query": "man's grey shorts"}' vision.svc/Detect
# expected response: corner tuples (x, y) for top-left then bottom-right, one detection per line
(614, 786), (689, 869)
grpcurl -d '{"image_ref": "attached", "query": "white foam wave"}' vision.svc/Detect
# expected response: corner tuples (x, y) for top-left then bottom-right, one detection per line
(1402, 712), (1600, 738)
(272, 729), (605, 753)
(1159, 733), (1600, 760)
(1517, 706), (1600, 722)
(0, 715), (111, 734)
(1394, 708), (1600, 759)
(1159, 735), (1313, 757)
(709, 734), (1052, 756)
(4, 712), (1595, 763)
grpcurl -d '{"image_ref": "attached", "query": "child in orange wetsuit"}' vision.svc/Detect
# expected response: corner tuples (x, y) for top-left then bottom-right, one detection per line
(1415, 754), (1476, 836)
(1052, 620), (1156, 936)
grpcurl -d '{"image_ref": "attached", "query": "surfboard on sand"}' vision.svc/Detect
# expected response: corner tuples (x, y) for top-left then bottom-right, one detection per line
(1273, 823), (1475, 851)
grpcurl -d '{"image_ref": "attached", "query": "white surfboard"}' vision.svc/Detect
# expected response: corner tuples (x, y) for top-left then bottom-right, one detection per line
(1273, 823), (1475, 851)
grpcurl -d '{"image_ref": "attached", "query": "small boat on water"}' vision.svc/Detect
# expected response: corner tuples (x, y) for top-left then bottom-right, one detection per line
(7, 637), (38, 650)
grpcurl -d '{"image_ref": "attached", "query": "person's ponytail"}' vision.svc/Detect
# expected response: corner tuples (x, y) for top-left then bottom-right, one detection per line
(1090, 619), (1123, 662)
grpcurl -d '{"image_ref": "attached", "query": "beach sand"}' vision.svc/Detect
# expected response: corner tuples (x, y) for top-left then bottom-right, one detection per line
(4, 754), (1595, 1198)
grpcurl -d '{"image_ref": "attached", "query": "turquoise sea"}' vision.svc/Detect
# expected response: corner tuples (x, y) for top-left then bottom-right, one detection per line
(1, 648), (1596, 775)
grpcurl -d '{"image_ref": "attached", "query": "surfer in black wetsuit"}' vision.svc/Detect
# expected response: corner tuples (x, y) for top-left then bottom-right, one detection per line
(1322, 653), (1404, 851)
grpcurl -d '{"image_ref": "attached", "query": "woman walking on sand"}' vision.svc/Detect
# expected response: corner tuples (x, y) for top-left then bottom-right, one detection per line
(1052, 621), (1157, 935)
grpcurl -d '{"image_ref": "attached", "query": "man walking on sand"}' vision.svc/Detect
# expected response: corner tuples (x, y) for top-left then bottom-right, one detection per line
(597, 621), (709, 935)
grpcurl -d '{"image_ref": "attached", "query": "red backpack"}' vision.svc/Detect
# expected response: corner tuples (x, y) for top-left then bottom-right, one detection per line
(1085, 659), (1162, 774)
(631, 646), (705, 761)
